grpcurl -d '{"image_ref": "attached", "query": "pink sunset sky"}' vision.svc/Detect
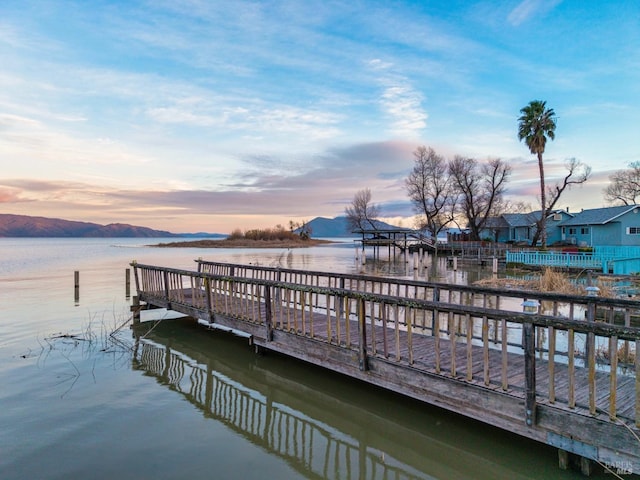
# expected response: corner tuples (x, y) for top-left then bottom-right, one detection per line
(1, 1), (638, 233)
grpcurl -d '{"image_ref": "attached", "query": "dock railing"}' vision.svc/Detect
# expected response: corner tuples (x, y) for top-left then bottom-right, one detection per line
(506, 247), (640, 275)
(195, 260), (640, 328)
(133, 262), (640, 431)
(506, 251), (604, 270)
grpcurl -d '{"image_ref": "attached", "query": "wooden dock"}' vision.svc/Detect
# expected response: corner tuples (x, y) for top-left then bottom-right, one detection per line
(354, 227), (436, 260)
(131, 260), (640, 475)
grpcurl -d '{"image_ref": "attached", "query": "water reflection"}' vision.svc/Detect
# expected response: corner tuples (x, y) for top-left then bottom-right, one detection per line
(132, 318), (573, 480)
(353, 253), (489, 286)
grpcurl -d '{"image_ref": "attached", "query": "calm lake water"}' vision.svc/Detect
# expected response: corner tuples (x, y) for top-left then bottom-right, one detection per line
(0, 238), (608, 479)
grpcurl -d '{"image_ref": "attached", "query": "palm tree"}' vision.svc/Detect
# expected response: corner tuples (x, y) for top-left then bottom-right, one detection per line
(518, 100), (557, 247)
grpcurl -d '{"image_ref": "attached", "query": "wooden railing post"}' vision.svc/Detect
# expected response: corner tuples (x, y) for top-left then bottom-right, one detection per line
(338, 278), (345, 320)
(523, 321), (537, 426)
(358, 297), (368, 371)
(585, 300), (597, 415)
(205, 277), (215, 324)
(163, 270), (170, 301)
(432, 286), (440, 336)
(265, 285), (273, 341)
(275, 269), (282, 304)
(635, 339), (640, 428)
(131, 262), (140, 294)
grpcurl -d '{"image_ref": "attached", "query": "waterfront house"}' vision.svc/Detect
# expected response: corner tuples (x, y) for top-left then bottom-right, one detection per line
(482, 210), (571, 245)
(558, 205), (640, 247)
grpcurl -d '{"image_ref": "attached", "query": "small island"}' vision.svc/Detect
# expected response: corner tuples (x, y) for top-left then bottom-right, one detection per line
(154, 224), (334, 248)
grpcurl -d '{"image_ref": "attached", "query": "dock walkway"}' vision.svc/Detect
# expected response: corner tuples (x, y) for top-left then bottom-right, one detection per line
(131, 260), (640, 475)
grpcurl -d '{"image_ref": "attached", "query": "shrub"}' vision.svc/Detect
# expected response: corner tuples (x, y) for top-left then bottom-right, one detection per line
(227, 228), (244, 240)
(227, 225), (304, 242)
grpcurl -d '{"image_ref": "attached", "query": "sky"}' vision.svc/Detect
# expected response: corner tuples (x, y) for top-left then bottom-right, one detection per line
(1, 0), (639, 234)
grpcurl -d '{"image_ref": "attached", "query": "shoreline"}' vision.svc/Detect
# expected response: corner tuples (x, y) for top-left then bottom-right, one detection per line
(152, 238), (336, 248)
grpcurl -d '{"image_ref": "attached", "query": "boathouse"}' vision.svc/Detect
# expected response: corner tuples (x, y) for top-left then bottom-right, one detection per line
(354, 227), (436, 259)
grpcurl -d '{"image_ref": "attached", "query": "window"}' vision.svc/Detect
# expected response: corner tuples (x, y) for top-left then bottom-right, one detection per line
(568, 228), (577, 235)
(627, 227), (640, 235)
(581, 227), (590, 235)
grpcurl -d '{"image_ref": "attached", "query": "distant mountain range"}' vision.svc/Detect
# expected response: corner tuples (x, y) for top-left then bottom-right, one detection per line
(0, 214), (224, 238)
(0, 213), (402, 238)
(299, 216), (402, 237)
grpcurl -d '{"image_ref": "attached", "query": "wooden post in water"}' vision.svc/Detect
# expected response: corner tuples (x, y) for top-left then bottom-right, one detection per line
(132, 295), (141, 324)
(125, 268), (131, 298)
(558, 449), (569, 470)
(74, 270), (80, 304)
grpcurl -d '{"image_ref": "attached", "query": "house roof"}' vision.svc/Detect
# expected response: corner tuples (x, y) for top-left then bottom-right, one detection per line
(484, 216), (509, 228)
(559, 205), (640, 226)
(484, 209), (572, 230)
(501, 212), (539, 227)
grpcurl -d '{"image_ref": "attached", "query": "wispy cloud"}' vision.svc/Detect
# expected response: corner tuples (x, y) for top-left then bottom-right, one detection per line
(368, 59), (427, 137)
(0, 139), (418, 224)
(507, 0), (563, 26)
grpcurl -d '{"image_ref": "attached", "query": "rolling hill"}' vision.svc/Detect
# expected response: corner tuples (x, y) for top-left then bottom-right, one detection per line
(0, 214), (221, 238)
(300, 216), (403, 237)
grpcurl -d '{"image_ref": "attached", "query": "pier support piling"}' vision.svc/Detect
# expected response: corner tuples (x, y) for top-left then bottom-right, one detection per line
(132, 295), (141, 324)
(558, 449), (569, 470)
(125, 268), (131, 298)
(74, 270), (80, 304)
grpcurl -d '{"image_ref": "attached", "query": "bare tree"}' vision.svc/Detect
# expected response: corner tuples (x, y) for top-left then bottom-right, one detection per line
(529, 158), (591, 246)
(449, 156), (511, 241)
(289, 219), (312, 239)
(345, 188), (380, 231)
(502, 200), (533, 214)
(604, 161), (640, 205)
(405, 146), (456, 238)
